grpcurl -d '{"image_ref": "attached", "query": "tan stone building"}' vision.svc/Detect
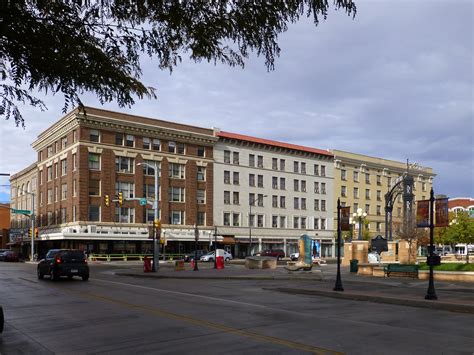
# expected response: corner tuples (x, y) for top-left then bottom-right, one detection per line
(331, 150), (436, 239)
(16, 106), (218, 257)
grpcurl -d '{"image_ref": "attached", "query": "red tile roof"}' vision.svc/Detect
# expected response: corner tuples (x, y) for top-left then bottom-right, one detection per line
(217, 131), (333, 157)
(448, 198), (474, 209)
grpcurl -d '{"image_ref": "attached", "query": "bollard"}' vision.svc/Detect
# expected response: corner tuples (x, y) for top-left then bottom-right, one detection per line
(143, 256), (152, 272)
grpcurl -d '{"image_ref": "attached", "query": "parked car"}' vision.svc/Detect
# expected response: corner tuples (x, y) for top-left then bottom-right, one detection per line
(37, 249), (89, 281)
(0, 249), (10, 261)
(2, 251), (19, 262)
(200, 250), (233, 262)
(184, 250), (208, 262)
(260, 249), (285, 260)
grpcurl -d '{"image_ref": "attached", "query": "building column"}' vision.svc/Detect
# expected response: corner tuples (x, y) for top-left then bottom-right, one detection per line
(283, 238), (287, 256)
(258, 238), (262, 253)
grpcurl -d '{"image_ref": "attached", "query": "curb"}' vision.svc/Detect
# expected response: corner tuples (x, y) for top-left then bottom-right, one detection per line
(266, 287), (474, 314)
(115, 272), (323, 281)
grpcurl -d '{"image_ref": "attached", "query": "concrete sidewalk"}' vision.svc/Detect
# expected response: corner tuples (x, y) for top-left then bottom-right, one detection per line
(111, 262), (474, 314)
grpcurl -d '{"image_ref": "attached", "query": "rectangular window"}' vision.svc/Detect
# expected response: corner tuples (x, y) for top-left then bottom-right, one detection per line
(61, 184), (67, 200)
(73, 206), (76, 222)
(377, 190), (381, 201)
(115, 133), (124, 146)
(169, 187), (185, 202)
(224, 191), (230, 204)
(233, 152), (239, 165)
(73, 179), (76, 197)
(197, 212), (206, 226)
(168, 141), (176, 153)
(116, 181), (135, 198)
(321, 218), (326, 230)
(39, 171), (42, 185)
(301, 217), (306, 229)
(233, 172), (240, 185)
(376, 205), (381, 216)
(294, 197), (299, 209)
(341, 186), (347, 197)
(233, 191), (239, 205)
(280, 196), (286, 208)
(224, 171), (231, 184)
(294, 179), (299, 192)
(47, 189), (52, 204)
(55, 163), (58, 178)
(197, 166), (206, 181)
(422, 182), (427, 191)
(314, 182), (319, 193)
(197, 146), (205, 157)
(354, 171), (359, 182)
(47, 145), (53, 157)
(73, 130), (77, 143)
(321, 183), (326, 194)
(354, 187), (359, 198)
(301, 162), (306, 174)
(293, 216), (299, 229)
(144, 209), (155, 224)
(249, 193), (256, 206)
(365, 173), (370, 184)
(314, 218), (319, 230)
(294, 161), (299, 173)
(249, 214), (255, 227)
(223, 212), (230, 226)
(280, 177), (286, 190)
(365, 204), (370, 214)
(272, 215), (278, 228)
(377, 175), (382, 186)
(301, 180), (306, 192)
(88, 179), (100, 196)
(257, 214), (263, 228)
(40, 191), (43, 206)
(365, 189), (370, 199)
(257, 155), (263, 168)
(272, 176), (278, 189)
(314, 199), (319, 211)
(257, 175), (263, 188)
(142, 160), (160, 176)
(249, 154), (255, 167)
(354, 203), (359, 212)
(89, 206), (101, 222)
(61, 159), (67, 176)
(257, 194), (264, 207)
(90, 129), (100, 142)
(143, 184), (157, 200)
(177, 143), (185, 154)
(143, 137), (151, 149)
(232, 213), (240, 227)
(314, 164), (319, 176)
(115, 207), (135, 223)
(169, 163), (185, 179)
(321, 165), (326, 177)
(47, 166), (53, 181)
(61, 136), (68, 149)
(249, 174), (255, 187)
(321, 200), (326, 212)
(301, 198), (306, 210)
(125, 135), (134, 147)
(115, 156), (134, 173)
(61, 208), (67, 224)
(280, 159), (285, 171)
(272, 158), (277, 170)
(73, 154), (77, 171)
(47, 212), (53, 225)
(224, 150), (230, 163)
(171, 211), (184, 224)
(341, 169), (346, 181)
(197, 190), (206, 204)
(280, 216), (286, 228)
(272, 195), (278, 208)
(152, 139), (160, 151)
(89, 153), (100, 170)
(55, 186), (58, 202)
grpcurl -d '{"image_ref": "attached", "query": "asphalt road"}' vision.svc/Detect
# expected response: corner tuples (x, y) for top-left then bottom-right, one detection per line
(1, 262), (473, 354)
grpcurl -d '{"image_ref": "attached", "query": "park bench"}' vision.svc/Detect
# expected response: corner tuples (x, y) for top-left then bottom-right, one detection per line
(384, 264), (419, 278)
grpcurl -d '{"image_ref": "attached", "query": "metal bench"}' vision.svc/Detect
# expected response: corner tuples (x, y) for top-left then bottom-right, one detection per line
(384, 264), (419, 278)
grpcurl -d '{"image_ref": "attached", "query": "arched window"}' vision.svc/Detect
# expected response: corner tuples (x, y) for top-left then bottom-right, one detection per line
(26, 181), (30, 193)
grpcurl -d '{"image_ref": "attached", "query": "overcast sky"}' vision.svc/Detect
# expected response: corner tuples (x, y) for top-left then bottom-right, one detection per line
(0, 0), (472, 203)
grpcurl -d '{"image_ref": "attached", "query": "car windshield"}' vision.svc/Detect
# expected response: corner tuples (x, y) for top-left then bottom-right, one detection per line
(46, 249), (62, 258)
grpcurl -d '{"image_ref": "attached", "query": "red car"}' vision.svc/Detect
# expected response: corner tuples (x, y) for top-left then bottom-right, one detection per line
(3, 251), (19, 262)
(260, 249), (286, 260)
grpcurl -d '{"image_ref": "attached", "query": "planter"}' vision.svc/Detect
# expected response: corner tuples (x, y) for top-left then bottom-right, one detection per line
(418, 270), (474, 283)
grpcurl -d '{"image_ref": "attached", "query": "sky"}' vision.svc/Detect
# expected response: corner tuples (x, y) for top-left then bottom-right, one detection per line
(0, 0), (472, 202)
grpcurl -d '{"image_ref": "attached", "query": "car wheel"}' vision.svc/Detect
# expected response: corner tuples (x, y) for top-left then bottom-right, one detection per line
(37, 268), (44, 280)
(225, 257), (230, 262)
(82, 274), (89, 281)
(277, 256), (282, 261)
(209, 258), (214, 262)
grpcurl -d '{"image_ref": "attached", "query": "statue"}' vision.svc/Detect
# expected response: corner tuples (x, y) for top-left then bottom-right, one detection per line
(285, 234), (313, 271)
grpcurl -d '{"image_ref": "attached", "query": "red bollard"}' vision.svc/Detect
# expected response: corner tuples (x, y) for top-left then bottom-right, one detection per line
(143, 256), (152, 273)
(190, 259), (195, 270)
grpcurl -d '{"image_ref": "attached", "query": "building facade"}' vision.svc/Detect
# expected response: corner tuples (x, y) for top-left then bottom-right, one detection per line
(214, 131), (335, 258)
(448, 198), (474, 216)
(26, 107), (217, 257)
(0, 203), (10, 249)
(331, 150), (436, 239)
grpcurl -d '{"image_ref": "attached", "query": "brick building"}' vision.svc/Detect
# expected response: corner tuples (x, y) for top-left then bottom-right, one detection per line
(26, 107), (217, 257)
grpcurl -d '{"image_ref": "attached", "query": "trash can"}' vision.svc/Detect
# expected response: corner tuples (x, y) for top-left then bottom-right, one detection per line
(350, 259), (359, 273)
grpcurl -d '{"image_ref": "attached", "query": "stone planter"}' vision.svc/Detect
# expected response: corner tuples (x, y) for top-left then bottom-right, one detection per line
(418, 270), (474, 283)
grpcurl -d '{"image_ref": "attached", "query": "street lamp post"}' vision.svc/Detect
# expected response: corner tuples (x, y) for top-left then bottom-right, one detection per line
(249, 195), (267, 256)
(194, 224), (199, 271)
(138, 161), (160, 271)
(214, 226), (218, 269)
(353, 208), (367, 241)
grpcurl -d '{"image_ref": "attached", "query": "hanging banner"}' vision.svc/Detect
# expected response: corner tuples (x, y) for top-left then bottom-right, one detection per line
(435, 198), (449, 227)
(340, 207), (351, 231)
(416, 200), (430, 228)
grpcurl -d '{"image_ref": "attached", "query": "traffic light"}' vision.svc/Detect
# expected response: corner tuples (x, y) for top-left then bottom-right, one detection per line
(28, 228), (32, 239)
(35, 228), (39, 238)
(104, 194), (110, 207)
(118, 192), (123, 206)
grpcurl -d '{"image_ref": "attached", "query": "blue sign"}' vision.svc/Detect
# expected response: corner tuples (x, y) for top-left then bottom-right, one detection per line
(139, 198), (147, 206)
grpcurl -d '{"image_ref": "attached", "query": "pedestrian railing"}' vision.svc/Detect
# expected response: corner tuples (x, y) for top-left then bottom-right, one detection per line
(88, 253), (186, 262)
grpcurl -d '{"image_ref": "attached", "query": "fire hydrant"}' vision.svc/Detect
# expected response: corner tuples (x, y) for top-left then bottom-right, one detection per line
(143, 256), (152, 273)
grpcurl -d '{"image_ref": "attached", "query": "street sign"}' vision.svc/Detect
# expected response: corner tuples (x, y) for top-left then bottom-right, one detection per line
(139, 198), (147, 206)
(11, 209), (31, 215)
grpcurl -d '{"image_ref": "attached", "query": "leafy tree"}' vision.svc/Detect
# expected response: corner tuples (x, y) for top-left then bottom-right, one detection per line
(446, 212), (474, 263)
(394, 210), (429, 264)
(1, 0), (356, 126)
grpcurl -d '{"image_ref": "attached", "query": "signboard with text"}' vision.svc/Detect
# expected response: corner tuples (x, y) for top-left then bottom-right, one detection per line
(435, 198), (449, 227)
(416, 200), (430, 228)
(340, 207), (351, 231)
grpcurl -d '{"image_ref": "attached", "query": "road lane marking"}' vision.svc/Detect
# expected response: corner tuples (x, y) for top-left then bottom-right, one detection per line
(59, 279), (342, 354)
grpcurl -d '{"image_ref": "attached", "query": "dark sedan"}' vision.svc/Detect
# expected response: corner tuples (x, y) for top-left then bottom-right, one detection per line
(2, 251), (19, 262)
(37, 249), (89, 281)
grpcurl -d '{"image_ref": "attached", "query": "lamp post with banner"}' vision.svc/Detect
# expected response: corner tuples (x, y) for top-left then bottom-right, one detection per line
(334, 199), (350, 292)
(194, 224), (199, 271)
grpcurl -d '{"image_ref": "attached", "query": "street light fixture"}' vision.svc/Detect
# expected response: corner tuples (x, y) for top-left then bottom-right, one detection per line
(249, 194), (267, 256)
(353, 208), (367, 241)
(137, 161), (160, 271)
